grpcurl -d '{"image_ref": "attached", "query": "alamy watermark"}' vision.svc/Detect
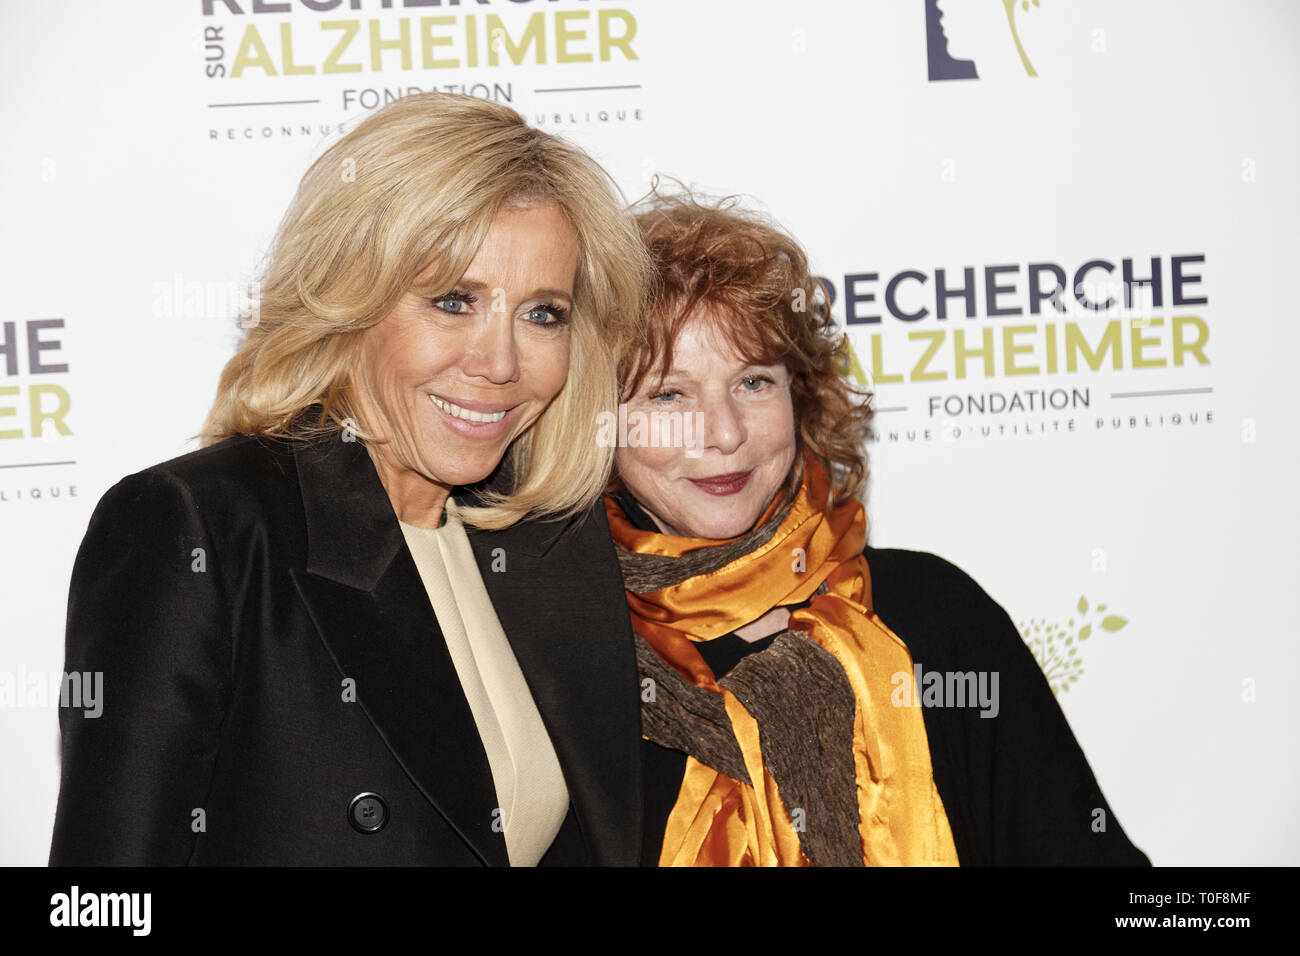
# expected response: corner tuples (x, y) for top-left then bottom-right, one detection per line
(891, 664), (1000, 719)
(595, 405), (705, 458)
(0, 667), (102, 717)
(151, 273), (261, 327)
(50, 886), (150, 936)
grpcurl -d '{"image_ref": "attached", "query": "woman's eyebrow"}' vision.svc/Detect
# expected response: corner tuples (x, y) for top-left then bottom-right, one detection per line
(443, 278), (574, 302)
(440, 277), (490, 292)
(530, 287), (575, 302)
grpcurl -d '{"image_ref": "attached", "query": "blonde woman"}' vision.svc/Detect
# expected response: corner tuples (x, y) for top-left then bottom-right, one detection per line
(49, 93), (649, 866)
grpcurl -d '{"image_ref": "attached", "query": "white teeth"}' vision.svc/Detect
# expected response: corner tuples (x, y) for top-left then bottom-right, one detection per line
(430, 395), (507, 424)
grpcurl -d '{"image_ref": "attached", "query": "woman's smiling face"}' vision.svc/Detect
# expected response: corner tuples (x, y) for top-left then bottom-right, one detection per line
(351, 202), (579, 514)
(615, 309), (797, 540)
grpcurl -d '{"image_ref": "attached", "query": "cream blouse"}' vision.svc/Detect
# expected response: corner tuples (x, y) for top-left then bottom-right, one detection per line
(398, 500), (569, 866)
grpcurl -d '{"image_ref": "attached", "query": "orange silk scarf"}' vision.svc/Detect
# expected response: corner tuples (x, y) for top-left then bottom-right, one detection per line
(605, 456), (960, 867)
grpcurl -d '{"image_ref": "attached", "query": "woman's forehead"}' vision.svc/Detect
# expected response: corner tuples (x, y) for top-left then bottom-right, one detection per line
(646, 317), (782, 381)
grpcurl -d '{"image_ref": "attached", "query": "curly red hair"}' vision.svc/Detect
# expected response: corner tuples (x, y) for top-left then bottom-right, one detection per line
(617, 191), (873, 510)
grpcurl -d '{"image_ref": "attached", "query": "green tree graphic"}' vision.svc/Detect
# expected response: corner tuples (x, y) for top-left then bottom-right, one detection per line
(1003, 0), (1042, 77)
(1019, 595), (1128, 695)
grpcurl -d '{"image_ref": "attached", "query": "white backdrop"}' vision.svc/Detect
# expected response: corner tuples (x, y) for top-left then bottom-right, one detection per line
(2, 0), (1296, 866)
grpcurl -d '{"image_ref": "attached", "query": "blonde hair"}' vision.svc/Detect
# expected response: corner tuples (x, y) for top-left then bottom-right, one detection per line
(202, 93), (649, 529)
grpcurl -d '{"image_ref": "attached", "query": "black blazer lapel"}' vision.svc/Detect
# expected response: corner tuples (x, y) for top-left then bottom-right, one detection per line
(466, 506), (643, 866)
(290, 435), (509, 866)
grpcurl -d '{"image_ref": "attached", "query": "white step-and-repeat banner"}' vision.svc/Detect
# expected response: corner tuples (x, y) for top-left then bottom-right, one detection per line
(2, 0), (1296, 865)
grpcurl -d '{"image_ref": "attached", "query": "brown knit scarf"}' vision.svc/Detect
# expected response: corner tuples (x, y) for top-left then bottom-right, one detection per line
(618, 497), (864, 867)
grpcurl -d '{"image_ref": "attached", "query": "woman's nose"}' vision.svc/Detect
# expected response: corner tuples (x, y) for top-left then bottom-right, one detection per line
(462, 311), (520, 384)
(699, 393), (746, 455)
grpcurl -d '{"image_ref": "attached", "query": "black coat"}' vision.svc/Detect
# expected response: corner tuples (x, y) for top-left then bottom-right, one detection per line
(865, 546), (1150, 866)
(48, 430), (644, 866)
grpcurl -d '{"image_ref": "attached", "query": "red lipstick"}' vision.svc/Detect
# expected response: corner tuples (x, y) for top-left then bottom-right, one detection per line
(688, 471), (752, 496)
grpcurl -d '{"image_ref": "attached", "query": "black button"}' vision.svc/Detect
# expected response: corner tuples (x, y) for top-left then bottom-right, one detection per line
(348, 792), (389, 834)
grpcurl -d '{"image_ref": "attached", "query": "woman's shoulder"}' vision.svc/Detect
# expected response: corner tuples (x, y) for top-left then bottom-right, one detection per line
(90, 434), (303, 534)
(862, 545), (1023, 667)
(863, 545), (1002, 615)
(136, 432), (296, 485)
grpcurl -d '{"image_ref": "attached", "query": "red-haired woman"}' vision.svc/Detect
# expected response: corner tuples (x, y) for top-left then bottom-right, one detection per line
(605, 193), (1150, 867)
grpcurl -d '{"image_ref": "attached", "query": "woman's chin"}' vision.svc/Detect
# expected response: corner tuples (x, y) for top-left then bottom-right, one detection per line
(420, 449), (508, 488)
(674, 510), (763, 541)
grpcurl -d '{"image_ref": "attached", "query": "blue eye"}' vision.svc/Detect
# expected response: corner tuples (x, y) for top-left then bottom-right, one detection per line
(433, 291), (476, 314)
(649, 389), (680, 402)
(742, 375), (774, 390)
(526, 303), (570, 326)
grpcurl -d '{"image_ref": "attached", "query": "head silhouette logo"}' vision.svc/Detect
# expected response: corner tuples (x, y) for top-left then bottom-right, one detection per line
(928, 0), (1058, 81)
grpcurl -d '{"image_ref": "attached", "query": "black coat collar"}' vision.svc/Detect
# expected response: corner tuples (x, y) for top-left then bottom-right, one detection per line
(295, 434), (575, 589)
(290, 428), (641, 865)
